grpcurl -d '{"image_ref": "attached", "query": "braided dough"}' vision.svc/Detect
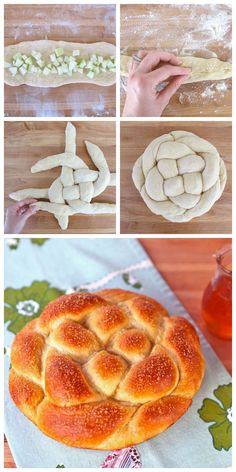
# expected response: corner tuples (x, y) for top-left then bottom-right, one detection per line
(5, 40), (116, 87)
(132, 130), (227, 222)
(9, 290), (205, 449)
(9, 122), (116, 229)
(120, 55), (232, 83)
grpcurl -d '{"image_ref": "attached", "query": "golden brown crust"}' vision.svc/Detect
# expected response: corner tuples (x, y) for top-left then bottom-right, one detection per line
(162, 316), (205, 397)
(9, 290), (205, 449)
(37, 399), (136, 448)
(9, 368), (44, 422)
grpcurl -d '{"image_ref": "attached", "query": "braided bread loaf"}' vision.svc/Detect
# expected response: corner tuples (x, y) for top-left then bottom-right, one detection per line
(9, 290), (205, 449)
(132, 130), (227, 222)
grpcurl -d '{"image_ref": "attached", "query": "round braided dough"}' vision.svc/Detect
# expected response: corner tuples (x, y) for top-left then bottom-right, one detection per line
(132, 130), (227, 222)
(9, 290), (205, 449)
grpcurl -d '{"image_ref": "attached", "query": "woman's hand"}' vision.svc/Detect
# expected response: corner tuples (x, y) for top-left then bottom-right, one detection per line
(5, 199), (39, 234)
(123, 50), (191, 117)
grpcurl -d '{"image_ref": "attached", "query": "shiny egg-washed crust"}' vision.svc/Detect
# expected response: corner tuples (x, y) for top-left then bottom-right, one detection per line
(9, 289), (205, 449)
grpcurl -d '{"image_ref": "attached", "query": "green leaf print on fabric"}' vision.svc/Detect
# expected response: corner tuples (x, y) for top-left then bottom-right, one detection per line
(198, 383), (232, 451)
(31, 238), (49, 246)
(6, 238), (20, 250)
(122, 273), (142, 289)
(4, 281), (64, 334)
(56, 465), (65, 468)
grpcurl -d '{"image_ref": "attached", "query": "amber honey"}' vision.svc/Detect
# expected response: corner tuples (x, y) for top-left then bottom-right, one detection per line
(202, 246), (232, 339)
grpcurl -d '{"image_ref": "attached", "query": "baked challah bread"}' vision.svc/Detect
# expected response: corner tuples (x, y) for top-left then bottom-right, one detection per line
(9, 290), (205, 449)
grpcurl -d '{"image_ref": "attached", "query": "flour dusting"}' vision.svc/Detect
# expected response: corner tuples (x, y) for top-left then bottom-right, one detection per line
(120, 3), (232, 114)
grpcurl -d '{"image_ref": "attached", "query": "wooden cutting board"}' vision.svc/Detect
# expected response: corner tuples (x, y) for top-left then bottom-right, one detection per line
(120, 122), (232, 234)
(120, 4), (232, 117)
(4, 4), (116, 117)
(5, 121), (116, 234)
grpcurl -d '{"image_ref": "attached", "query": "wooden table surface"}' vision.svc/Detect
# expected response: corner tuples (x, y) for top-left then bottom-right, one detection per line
(4, 237), (232, 468)
(121, 121), (232, 234)
(120, 4), (232, 117)
(4, 121), (116, 234)
(4, 4), (116, 117)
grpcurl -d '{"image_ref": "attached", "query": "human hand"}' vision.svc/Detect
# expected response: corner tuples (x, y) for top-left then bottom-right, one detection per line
(4, 199), (39, 234)
(122, 50), (191, 117)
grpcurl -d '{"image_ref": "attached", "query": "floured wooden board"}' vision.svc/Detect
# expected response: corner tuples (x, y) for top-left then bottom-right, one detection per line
(4, 121), (116, 234)
(120, 4), (232, 117)
(4, 4), (116, 117)
(120, 122), (232, 234)
(5, 40), (116, 87)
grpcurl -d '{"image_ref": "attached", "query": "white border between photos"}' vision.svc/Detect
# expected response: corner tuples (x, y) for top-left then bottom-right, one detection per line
(1, 0), (235, 471)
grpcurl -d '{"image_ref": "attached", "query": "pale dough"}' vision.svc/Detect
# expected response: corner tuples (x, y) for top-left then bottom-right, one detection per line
(132, 130), (227, 223)
(120, 54), (232, 83)
(9, 122), (116, 229)
(5, 40), (116, 87)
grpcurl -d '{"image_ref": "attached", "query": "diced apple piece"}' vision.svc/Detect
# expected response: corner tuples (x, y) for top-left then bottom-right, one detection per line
(30, 65), (39, 74)
(13, 52), (22, 61)
(57, 56), (63, 64)
(78, 59), (86, 68)
(57, 66), (63, 75)
(43, 67), (50, 76)
(4, 62), (12, 68)
(37, 59), (45, 68)
(25, 56), (33, 65)
(87, 70), (95, 79)
(77, 68), (84, 74)
(107, 59), (114, 68)
(68, 60), (76, 72)
(90, 54), (98, 63)
(86, 61), (93, 69)
(14, 57), (24, 68)
(61, 63), (69, 73)
(19, 66), (28, 76)
(51, 66), (58, 74)
(55, 48), (64, 57)
(93, 66), (100, 74)
(73, 49), (80, 57)
(9, 66), (18, 76)
(49, 53), (56, 62)
(31, 50), (42, 61)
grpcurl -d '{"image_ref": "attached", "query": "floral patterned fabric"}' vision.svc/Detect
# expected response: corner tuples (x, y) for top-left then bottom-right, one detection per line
(4, 238), (232, 468)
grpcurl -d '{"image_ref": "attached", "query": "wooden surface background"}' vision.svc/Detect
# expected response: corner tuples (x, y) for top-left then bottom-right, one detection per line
(4, 4), (116, 117)
(4, 237), (232, 467)
(120, 4), (232, 117)
(121, 122), (232, 234)
(5, 121), (116, 234)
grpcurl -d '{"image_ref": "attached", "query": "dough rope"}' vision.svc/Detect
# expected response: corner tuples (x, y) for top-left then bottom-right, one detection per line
(120, 54), (232, 84)
(132, 130), (227, 223)
(9, 122), (116, 229)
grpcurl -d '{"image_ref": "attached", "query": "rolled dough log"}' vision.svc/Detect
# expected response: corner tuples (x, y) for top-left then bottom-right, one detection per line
(32, 201), (77, 216)
(9, 188), (48, 201)
(68, 199), (116, 214)
(84, 140), (110, 197)
(31, 152), (87, 172)
(120, 54), (232, 84)
(5, 40), (116, 87)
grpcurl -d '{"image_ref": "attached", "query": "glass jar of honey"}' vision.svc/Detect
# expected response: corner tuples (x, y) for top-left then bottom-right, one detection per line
(201, 245), (232, 339)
